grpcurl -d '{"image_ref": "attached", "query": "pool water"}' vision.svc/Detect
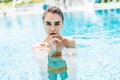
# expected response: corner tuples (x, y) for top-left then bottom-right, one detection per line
(0, 8), (120, 80)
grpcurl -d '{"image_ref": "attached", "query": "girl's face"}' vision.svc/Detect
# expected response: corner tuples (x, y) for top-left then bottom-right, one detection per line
(43, 12), (63, 36)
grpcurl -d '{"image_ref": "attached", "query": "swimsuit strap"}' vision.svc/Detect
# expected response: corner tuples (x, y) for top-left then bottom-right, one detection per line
(51, 52), (62, 57)
(49, 50), (62, 58)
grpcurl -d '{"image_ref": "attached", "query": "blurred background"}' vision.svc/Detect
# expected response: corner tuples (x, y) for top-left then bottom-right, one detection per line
(0, 0), (120, 16)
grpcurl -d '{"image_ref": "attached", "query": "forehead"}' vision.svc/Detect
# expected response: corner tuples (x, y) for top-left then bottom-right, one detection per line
(44, 12), (62, 22)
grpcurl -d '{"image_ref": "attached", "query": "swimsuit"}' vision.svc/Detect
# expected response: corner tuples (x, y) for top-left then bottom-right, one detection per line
(48, 51), (68, 80)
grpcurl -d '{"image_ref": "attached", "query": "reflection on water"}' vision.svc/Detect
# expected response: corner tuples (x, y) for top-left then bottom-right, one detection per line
(48, 57), (68, 80)
(33, 48), (77, 80)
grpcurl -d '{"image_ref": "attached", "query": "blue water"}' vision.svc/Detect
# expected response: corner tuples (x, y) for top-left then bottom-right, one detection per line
(0, 8), (120, 80)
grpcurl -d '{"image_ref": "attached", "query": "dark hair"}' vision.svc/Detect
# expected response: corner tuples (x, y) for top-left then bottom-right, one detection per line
(42, 6), (64, 22)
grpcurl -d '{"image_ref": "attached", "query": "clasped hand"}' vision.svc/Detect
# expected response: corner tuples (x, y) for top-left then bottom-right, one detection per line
(48, 35), (62, 51)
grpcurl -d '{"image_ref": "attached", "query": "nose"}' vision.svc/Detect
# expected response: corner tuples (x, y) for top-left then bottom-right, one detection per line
(50, 25), (56, 31)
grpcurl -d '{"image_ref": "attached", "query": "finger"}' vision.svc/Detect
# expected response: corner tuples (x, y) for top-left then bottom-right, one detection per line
(40, 43), (45, 46)
(51, 35), (57, 39)
(40, 43), (49, 47)
(52, 38), (61, 42)
(48, 35), (57, 43)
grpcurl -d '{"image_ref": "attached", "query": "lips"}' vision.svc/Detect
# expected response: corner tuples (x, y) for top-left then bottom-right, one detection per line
(49, 33), (57, 35)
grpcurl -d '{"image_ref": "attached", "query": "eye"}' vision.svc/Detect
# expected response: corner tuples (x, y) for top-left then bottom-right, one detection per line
(46, 21), (51, 26)
(54, 21), (61, 26)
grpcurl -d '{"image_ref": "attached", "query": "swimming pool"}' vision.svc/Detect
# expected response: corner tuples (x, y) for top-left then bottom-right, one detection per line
(0, 8), (120, 80)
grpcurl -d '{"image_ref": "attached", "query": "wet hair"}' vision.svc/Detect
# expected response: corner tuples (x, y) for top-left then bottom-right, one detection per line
(42, 6), (64, 22)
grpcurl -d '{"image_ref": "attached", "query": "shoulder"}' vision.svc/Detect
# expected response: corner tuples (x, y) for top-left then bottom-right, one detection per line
(64, 37), (76, 48)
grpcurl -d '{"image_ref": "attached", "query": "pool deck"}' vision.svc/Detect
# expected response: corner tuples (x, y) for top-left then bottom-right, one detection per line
(94, 2), (120, 10)
(0, 2), (120, 17)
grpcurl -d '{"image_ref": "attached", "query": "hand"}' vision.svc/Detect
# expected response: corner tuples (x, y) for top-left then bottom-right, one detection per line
(48, 35), (61, 51)
(32, 42), (49, 52)
(52, 37), (61, 42)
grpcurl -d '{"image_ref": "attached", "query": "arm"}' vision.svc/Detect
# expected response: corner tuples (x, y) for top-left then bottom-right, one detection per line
(32, 43), (50, 60)
(32, 42), (49, 51)
(62, 37), (76, 57)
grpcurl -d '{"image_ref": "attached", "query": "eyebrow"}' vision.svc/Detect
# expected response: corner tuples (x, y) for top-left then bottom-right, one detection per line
(54, 21), (61, 24)
(45, 21), (61, 23)
(45, 21), (51, 24)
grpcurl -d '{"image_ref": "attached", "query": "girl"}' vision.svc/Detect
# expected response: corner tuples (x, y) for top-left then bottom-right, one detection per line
(32, 6), (76, 80)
